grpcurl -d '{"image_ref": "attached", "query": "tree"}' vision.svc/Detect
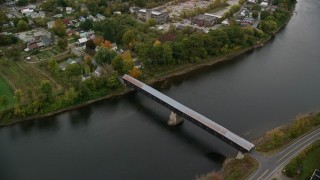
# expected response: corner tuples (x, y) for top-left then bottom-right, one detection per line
(146, 18), (156, 27)
(260, 19), (278, 34)
(84, 55), (92, 66)
(17, 0), (28, 6)
(17, 20), (29, 31)
(107, 74), (120, 89)
(40, 0), (57, 12)
(65, 63), (82, 78)
(6, 47), (22, 61)
(46, 59), (60, 76)
(94, 48), (117, 64)
(260, 11), (271, 20)
(14, 89), (23, 106)
(0, 35), (18, 45)
(111, 55), (124, 74)
(252, 4), (261, 11)
(129, 66), (142, 79)
(80, 19), (93, 31)
(58, 38), (68, 49)
(93, 36), (104, 46)
(0, 11), (9, 25)
(52, 20), (66, 37)
(40, 80), (53, 101)
(86, 39), (96, 50)
(122, 29), (137, 46)
(63, 88), (78, 105)
(252, 11), (259, 19)
(0, 96), (8, 109)
(34, 18), (49, 27)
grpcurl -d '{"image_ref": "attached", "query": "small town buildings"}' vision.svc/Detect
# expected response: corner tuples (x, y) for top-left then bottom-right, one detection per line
(260, 2), (268, 8)
(191, 13), (218, 27)
(77, 37), (88, 46)
(21, 8), (34, 16)
(93, 66), (103, 77)
(222, 19), (229, 26)
(16, 29), (53, 52)
(243, 17), (255, 24)
(56, 6), (63, 12)
(47, 21), (55, 29)
(59, 57), (81, 70)
(129, 7), (140, 14)
(53, 14), (63, 18)
(66, 7), (73, 14)
(137, 9), (169, 24)
(96, 14), (106, 21)
(111, 43), (118, 51)
(30, 11), (45, 19)
(82, 73), (91, 81)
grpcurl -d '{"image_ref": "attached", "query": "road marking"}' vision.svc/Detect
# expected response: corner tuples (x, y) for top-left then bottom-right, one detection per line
(276, 132), (320, 163)
(277, 129), (320, 156)
(257, 170), (269, 180)
(264, 140), (317, 180)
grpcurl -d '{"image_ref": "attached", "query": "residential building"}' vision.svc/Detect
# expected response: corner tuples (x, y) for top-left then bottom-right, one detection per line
(59, 57), (81, 70)
(47, 21), (55, 29)
(16, 29), (52, 52)
(96, 14), (106, 21)
(137, 9), (169, 24)
(191, 13), (218, 27)
(66, 7), (73, 14)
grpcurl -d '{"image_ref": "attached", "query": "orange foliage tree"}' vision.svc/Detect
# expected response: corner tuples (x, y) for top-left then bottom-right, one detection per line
(129, 66), (142, 78)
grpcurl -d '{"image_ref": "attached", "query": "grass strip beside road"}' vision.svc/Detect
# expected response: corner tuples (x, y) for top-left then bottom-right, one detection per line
(283, 140), (320, 179)
(196, 154), (258, 180)
(254, 112), (320, 155)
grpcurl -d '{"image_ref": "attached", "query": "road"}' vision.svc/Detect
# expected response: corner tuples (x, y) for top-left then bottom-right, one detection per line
(249, 127), (320, 180)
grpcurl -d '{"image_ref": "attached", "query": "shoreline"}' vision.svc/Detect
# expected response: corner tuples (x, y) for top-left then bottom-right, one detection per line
(0, 36), (271, 127)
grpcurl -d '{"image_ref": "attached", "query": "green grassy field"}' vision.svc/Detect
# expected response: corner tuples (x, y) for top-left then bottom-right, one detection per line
(0, 61), (60, 102)
(284, 140), (320, 179)
(0, 77), (15, 109)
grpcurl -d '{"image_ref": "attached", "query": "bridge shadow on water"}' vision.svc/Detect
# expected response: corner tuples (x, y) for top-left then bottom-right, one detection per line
(126, 91), (237, 163)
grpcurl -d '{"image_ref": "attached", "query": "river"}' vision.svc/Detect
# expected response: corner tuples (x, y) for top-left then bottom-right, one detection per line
(1, 0), (320, 179)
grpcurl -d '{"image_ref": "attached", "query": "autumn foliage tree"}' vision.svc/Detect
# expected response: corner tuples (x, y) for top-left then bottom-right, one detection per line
(129, 66), (142, 78)
(52, 20), (66, 37)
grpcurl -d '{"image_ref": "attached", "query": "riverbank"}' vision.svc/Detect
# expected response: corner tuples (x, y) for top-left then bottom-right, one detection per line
(0, 36), (270, 128)
(254, 112), (320, 155)
(196, 154), (258, 180)
(0, 0), (295, 128)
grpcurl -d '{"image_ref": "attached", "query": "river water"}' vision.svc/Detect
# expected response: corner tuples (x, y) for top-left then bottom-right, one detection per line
(1, 0), (320, 179)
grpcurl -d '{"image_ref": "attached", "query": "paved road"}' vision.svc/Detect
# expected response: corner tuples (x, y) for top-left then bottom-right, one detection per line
(249, 127), (320, 180)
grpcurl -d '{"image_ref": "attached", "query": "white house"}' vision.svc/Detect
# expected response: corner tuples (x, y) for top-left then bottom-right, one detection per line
(47, 21), (55, 29)
(77, 37), (88, 46)
(260, 2), (268, 7)
(66, 7), (73, 14)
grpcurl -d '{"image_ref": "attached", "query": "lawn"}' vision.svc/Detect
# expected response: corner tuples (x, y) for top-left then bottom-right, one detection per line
(284, 140), (320, 179)
(0, 61), (60, 103)
(0, 77), (15, 109)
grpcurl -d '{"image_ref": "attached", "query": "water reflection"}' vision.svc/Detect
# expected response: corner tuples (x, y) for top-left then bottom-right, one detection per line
(69, 105), (92, 126)
(19, 116), (59, 133)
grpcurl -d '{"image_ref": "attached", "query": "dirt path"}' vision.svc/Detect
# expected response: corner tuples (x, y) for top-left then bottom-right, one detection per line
(26, 62), (62, 89)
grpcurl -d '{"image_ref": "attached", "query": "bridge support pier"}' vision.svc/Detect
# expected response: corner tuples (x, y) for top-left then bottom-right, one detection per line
(236, 151), (244, 159)
(168, 112), (184, 126)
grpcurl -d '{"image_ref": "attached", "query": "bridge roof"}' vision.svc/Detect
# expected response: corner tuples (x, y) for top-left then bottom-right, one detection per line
(122, 75), (255, 151)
